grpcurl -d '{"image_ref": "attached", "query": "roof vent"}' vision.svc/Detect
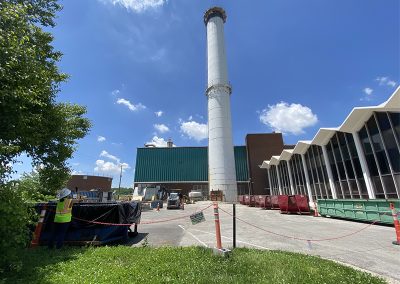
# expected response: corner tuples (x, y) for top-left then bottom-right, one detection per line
(167, 138), (173, 148)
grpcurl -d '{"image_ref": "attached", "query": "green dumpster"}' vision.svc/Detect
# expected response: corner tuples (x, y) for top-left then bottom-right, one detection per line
(317, 199), (400, 225)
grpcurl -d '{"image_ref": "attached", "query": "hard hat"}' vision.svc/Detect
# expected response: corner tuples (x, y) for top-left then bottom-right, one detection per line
(57, 188), (71, 199)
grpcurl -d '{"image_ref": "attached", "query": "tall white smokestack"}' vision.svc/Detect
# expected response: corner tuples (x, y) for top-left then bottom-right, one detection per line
(204, 7), (237, 202)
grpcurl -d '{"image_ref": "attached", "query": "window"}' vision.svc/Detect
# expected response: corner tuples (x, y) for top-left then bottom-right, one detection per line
(367, 117), (390, 175)
(358, 112), (400, 199)
(389, 112), (400, 142)
(359, 127), (379, 176)
(376, 112), (400, 173)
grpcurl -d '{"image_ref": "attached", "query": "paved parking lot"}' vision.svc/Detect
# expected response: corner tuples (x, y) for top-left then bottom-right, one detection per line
(132, 201), (400, 282)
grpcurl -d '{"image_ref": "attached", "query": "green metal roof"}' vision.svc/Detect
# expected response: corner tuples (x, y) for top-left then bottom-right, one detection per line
(134, 146), (248, 183)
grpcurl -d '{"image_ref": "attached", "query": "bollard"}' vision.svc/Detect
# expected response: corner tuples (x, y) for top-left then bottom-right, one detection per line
(313, 201), (319, 217)
(390, 203), (400, 246)
(213, 202), (222, 249)
(30, 204), (47, 248)
(233, 203), (236, 248)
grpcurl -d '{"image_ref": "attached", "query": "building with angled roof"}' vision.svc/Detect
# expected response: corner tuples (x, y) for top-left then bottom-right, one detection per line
(134, 89), (399, 202)
(260, 87), (400, 202)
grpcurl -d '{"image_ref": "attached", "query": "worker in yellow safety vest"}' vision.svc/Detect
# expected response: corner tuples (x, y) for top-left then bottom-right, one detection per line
(48, 188), (75, 249)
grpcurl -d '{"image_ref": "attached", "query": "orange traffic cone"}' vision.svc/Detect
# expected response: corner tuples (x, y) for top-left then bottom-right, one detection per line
(156, 202), (160, 212)
(30, 204), (47, 248)
(390, 203), (400, 245)
(313, 201), (319, 217)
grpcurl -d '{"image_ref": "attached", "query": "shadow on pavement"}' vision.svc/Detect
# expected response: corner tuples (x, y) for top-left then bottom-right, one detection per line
(122, 232), (149, 246)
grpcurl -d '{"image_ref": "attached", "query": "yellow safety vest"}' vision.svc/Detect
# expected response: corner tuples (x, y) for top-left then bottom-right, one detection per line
(54, 199), (73, 223)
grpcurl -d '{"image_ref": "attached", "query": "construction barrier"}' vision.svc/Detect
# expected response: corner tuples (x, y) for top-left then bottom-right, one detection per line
(278, 195), (298, 214)
(294, 195), (310, 214)
(218, 206), (382, 244)
(255, 195), (267, 208)
(258, 195), (272, 209)
(270, 195), (280, 209)
(33, 201), (141, 246)
(238, 195), (245, 205)
(248, 195), (256, 207)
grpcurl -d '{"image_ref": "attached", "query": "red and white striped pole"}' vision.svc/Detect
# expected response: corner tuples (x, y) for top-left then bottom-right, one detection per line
(30, 204), (47, 248)
(390, 203), (400, 246)
(213, 202), (222, 249)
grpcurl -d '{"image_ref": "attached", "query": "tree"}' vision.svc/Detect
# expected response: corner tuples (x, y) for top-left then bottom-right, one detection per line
(112, 187), (134, 195)
(0, 0), (91, 191)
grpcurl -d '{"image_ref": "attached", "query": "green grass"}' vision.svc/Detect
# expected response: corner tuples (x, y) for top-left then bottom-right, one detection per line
(1, 246), (385, 284)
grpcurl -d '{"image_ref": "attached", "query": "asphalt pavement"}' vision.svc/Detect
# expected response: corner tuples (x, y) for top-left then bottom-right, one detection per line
(131, 201), (400, 283)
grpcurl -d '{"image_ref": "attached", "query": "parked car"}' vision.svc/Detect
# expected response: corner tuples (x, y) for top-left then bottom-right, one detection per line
(188, 190), (203, 203)
(167, 192), (181, 209)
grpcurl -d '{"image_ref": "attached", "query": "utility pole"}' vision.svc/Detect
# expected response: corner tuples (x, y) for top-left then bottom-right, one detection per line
(118, 165), (123, 191)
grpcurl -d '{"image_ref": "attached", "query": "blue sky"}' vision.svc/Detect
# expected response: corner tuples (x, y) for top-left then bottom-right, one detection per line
(13, 0), (399, 187)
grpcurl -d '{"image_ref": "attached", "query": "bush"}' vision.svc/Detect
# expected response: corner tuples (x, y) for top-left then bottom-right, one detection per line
(17, 172), (55, 202)
(0, 183), (36, 272)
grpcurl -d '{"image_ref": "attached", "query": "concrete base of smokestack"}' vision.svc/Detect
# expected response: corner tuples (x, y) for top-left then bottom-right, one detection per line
(210, 184), (238, 203)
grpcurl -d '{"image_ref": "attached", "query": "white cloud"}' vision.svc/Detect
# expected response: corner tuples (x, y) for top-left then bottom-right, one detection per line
(155, 111), (163, 117)
(94, 160), (130, 175)
(100, 150), (120, 162)
(360, 87), (374, 101)
(180, 120), (208, 141)
(145, 136), (168, 147)
(154, 124), (169, 133)
(116, 98), (146, 111)
(376, 77), (388, 85)
(72, 162), (80, 166)
(363, 87), (373, 95)
(100, 0), (166, 13)
(376, 76), (397, 88)
(259, 102), (318, 135)
(111, 89), (120, 96)
(97, 136), (106, 142)
(188, 115), (193, 121)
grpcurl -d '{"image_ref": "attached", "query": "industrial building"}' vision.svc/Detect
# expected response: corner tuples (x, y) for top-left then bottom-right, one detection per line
(66, 175), (112, 192)
(133, 133), (289, 197)
(261, 87), (400, 201)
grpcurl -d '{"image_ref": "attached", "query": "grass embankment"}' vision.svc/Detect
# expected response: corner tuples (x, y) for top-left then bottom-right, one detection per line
(2, 246), (385, 284)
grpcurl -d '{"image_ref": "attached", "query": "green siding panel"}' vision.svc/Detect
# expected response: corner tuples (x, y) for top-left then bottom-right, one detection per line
(234, 146), (249, 181)
(134, 146), (248, 183)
